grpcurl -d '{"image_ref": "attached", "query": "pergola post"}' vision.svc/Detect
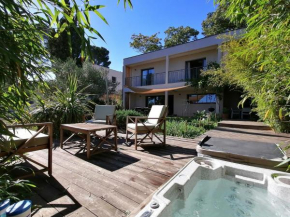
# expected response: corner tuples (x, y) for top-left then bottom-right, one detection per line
(165, 55), (169, 106)
(165, 55), (169, 84)
(165, 91), (168, 106)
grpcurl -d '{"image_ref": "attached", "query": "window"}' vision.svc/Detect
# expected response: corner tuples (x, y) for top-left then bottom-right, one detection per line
(141, 68), (154, 86)
(146, 96), (165, 108)
(112, 76), (116, 83)
(187, 94), (216, 104)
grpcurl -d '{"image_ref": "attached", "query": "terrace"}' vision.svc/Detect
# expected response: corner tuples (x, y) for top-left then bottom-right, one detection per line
(27, 122), (290, 217)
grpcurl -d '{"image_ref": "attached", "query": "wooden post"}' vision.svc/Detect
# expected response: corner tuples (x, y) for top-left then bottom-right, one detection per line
(48, 123), (53, 176)
(164, 120), (166, 146)
(114, 127), (117, 151)
(60, 127), (64, 149)
(87, 133), (91, 159)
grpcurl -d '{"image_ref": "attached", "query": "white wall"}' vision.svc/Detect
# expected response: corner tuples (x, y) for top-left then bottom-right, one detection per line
(94, 65), (123, 91)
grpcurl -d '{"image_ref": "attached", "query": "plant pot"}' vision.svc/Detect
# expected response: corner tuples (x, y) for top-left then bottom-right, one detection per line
(222, 114), (229, 120)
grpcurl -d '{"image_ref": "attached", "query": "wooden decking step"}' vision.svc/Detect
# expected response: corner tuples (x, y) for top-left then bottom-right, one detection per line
(218, 121), (272, 130)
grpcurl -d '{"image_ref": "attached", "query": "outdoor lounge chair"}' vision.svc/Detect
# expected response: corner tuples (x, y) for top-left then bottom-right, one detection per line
(231, 108), (241, 119)
(241, 108), (251, 119)
(0, 122), (53, 178)
(86, 105), (116, 125)
(126, 105), (167, 150)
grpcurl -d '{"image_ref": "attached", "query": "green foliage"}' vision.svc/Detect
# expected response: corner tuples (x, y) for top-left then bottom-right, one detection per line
(0, 0), (132, 136)
(91, 46), (111, 67)
(116, 110), (143, 130)
(186, 61), (224, 97)
(164, 26), (199, 48)
(202, 4), (246, 36)
(130, 33), (163, 53)
(47, 23), (82, 62)
(0, 163), (36, 203)
(209, 0), (290, 132)
(50, 58), (117, 102)
(166, 116), (218, 139)
(130, 26), (199, 53)
(32, 74), (92, 136)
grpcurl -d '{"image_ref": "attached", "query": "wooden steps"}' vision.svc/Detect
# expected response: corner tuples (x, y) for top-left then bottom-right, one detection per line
(218, 120), (272, 130)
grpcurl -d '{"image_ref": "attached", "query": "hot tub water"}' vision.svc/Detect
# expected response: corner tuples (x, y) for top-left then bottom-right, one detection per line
(173, 178), (290, 217)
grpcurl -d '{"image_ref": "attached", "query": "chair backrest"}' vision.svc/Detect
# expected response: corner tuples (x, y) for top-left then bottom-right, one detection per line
(147, 105), (167, 125)
(94, 105), (116, 120)
(242, 108), (251, 112)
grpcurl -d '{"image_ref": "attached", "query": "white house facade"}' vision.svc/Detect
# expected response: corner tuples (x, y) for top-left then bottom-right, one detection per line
(122, 31), (242, 116)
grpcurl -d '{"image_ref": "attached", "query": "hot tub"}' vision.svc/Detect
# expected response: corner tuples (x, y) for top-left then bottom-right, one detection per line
(136, 157), (290, 217)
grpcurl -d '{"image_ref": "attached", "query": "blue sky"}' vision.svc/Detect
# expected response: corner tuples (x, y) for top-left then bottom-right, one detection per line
(88, 0), (216, 71)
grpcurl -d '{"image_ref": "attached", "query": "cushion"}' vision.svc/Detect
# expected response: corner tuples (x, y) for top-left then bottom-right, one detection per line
(147, 105), (166, 125)
(2, 128), (49, 149)
(94, 105), (116, 120)
(86, 120), (107, 124)
(127, 123), (156, 131)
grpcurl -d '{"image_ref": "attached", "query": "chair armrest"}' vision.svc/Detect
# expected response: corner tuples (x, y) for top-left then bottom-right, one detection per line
(6, 122), (53, 137)
(127, 116), (148, 119)
(6, 122), (53, 129)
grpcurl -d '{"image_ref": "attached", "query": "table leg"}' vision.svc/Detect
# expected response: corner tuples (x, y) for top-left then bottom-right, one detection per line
(87, 133), (91, 159)
(114, 128), (117, 151)
(60, 127), (64, 149)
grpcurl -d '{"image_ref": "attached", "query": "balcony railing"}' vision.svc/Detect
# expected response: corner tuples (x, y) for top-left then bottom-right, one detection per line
(125, 67), (205, 87)
(125, 72), (165, 87)
(168, 67), (205, 83)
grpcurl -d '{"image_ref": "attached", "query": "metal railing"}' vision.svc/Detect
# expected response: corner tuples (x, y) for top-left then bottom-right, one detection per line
(125, 67), (205, 86)
(168, 67), (205, 83)
(125, 72), (165, 87)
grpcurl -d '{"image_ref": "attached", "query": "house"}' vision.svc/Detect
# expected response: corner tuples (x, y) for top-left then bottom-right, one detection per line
(93, 65), (123, 92)
(122, 31), (243, 116)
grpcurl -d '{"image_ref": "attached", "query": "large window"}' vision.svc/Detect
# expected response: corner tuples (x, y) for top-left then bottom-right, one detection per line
(187, 94), (216, 104)
(141, 68), (154, 86)
(146, 96), (165, 108)
(112, 76), (116, 83)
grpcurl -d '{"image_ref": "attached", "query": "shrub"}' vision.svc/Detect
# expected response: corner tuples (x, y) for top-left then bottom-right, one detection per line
(31, 74), (92, 136)
(116, 110), (143, 130)
(166, 117), (218, 139)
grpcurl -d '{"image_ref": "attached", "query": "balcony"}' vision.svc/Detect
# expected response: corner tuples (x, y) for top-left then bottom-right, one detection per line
(125, 72), (165, 87)
(125, 67), (205, 87)
(168, 67), (205, 83)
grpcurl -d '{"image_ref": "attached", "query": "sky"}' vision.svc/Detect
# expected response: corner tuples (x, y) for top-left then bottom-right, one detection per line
(86, 0), (216, 71)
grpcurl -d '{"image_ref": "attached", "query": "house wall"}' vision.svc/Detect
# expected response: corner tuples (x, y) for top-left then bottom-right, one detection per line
(130, 60), (165, 77)
(94, 65), (123, 91)
(169, 49), (218, 71)
(129, 90), (223, 116)
(129, 49), (218, 83)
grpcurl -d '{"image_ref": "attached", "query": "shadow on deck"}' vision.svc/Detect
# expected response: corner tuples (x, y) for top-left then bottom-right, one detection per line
(17, 124), (290, 217)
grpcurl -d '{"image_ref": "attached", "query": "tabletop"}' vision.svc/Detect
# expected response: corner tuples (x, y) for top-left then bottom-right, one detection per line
(61, 123), (116, 132)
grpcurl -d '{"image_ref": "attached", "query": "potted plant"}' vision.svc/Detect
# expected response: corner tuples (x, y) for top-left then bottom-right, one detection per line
(222, 107), (230, 120)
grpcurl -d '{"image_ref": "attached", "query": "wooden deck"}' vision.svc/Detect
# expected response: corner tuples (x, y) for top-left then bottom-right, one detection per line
(26, 123), (290, 217)
(218, 120), (272, 130)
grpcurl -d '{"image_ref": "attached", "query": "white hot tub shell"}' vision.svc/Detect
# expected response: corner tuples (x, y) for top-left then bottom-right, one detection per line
(136, 157), (290, 217)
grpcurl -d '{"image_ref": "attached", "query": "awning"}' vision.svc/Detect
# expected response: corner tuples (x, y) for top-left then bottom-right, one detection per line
(125, 85), (191, 94)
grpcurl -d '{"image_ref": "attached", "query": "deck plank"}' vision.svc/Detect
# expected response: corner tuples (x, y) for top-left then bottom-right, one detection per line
(25, 123), (290, 217)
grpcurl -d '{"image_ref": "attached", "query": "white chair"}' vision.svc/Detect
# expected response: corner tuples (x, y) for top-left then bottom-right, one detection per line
(125, 105), (167, 150)
(86, 105), (116, 125)
(241, 108), (251, 119)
